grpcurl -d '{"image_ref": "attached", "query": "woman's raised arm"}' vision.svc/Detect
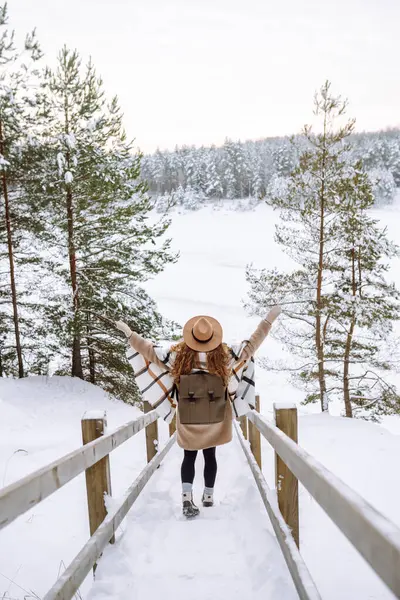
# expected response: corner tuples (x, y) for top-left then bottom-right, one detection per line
(239, 305), (281, 360)
(115, 320), (167, 369)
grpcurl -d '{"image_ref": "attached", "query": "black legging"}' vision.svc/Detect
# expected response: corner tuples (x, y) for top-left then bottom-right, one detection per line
(181, 447), (217, 488)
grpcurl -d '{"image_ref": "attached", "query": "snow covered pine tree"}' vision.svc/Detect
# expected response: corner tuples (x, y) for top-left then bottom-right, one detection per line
(328, 163), (400, 419)
(26, 47), (177, 402)
(246, 81), (400, 419)
(0, 4), (46, 377)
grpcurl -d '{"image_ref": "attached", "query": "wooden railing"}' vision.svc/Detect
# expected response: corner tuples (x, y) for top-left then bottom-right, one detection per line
(239, 400), (400, 599)
(234, 418), (321, 600)
(0, 405), (175, 600)
(1, 397), (400, 600)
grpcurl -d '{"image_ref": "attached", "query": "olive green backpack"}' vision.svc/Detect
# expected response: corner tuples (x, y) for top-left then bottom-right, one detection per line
(177, 372), (227, 425)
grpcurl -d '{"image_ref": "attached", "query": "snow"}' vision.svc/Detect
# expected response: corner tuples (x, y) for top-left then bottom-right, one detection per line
(0, 376), (145, 598)
(87, 437), (298, 600)
(297, 415), (400, 600)
(82, 410), (107, 421)
(86, 118), (100, 132)
(0, 376), (297, 600)
(274, 402), (297, 410)
(57, 152), (65, 175)
(64, 171), (74, 184)
(64, 133), (76, 149)
(145, 198), (400, 427)
(2, 200), (400, 599)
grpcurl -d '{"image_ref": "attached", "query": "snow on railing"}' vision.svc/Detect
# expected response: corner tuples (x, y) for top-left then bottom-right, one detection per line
(243, 404), (400, 599)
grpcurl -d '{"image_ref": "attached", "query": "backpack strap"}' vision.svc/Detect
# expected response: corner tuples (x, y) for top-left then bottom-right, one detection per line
(172, 382), (179, 402)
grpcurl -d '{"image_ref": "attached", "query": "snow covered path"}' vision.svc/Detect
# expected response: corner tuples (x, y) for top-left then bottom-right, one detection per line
(88, 434), (298, 600)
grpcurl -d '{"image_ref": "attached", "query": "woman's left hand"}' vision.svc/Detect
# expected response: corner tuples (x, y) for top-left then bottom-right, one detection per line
(115, 320), (132, 338)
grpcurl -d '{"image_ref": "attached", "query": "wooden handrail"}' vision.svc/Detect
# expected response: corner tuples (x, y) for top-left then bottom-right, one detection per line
(43, 433), (176, 600)
(3, 394), (400, 600)
(0, 410), (159, 531)
(248, 410), (400, 598)
(234, 421), (321, 600)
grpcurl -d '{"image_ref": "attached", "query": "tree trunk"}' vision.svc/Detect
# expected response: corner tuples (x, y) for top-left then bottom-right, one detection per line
(343, 248), (357, 418)
(88, 345), (95, 384)
(316, 218), (328, 411)
(343, 319), (355, 418)
(63, 89), (83, 380)
(316, 137), (328, 412)
(87, 313), (95, 384)
(72, 335), (83, 379)
(66, 185), (83, 379)
(0, 118), (24, 378)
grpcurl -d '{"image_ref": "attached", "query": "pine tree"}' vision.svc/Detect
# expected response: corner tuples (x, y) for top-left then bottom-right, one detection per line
(151, 149), (167, 194)
(327, 166), (400, 419)
(272, 138), (297, 177)
(0, 4), (44, 378)
(247, 82), (357, 412)
(27, 47), (176, 400)
(204, 147), (223, 198)
(246, 82), (400, 419)
(250, 149), (264, 199)
(222, 138), (238, 199)
(185, 147), (202, 192)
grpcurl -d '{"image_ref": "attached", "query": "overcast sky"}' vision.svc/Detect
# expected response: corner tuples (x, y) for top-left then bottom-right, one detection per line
(12, 0), (400, 153)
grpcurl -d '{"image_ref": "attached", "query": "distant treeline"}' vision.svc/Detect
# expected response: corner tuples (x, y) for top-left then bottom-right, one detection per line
(142, 129), (400, 207)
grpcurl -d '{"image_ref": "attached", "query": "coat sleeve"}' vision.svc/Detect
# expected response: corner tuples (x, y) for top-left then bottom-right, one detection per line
(128, 332), (170, 371)
(239, 319), (271, 361)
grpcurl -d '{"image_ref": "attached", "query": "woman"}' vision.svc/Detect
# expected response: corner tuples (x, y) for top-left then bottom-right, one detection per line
(116, 305), (281, 518)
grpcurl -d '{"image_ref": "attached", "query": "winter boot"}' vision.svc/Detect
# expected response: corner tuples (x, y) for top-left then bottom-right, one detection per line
(202, 488), (214, 507)
(182, 492), (200, 518)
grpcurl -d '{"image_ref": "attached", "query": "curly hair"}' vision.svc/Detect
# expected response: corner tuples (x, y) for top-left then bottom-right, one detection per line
(170, 342), (231, 387)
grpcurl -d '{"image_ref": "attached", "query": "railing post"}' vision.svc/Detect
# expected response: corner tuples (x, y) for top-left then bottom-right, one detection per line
(274, 403), (299, 548)
(248, 394), (262, 469)
(239, 415), (248, 440)
(81, 411), (115, 558)
(144, 401), (159, 462)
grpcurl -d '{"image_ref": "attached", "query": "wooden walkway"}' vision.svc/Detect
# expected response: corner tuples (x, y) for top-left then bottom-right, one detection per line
(0, 401), (399, 599)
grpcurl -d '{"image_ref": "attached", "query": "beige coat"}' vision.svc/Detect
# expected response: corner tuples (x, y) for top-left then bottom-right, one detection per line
(128, 319), (271, 451)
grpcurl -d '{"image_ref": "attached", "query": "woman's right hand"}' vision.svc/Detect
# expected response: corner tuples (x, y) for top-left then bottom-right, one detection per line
(265, 305), (282, 325)
(115, 320), (133, 338)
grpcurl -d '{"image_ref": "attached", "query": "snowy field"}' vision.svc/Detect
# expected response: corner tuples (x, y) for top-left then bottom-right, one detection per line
(1, 200), (400, 599)
(146, 197), (400, 430)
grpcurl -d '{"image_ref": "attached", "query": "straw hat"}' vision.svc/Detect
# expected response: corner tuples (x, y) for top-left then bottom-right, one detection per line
(183, 315), (223, 352)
